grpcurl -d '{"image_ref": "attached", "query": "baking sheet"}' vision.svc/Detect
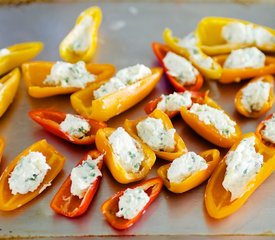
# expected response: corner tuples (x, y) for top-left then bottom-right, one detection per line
(0, 1), (275, 238)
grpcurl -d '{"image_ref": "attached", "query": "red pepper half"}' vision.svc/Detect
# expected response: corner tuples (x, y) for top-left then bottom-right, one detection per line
(50, 150), (103, 218)
(152, 42), (203, 92)
(29, 109), (107, 145)
(101, 177), (163, 230)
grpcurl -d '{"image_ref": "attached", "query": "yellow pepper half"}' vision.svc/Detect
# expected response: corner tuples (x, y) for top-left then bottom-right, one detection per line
(197, 17), (275, 55)
(0, 68), (20, 118)
(0, 42), (43, 76)
(95, 127), (156, 184)
(59, 6), (102, 63)
(22, 61), (115, 98)
(163, 28), (222, 80)
(70, 68), (163, 122)
(205, 133), (275, 219)
(124, 109), (187, 161)
(0, 137), (5, 164)
(157, 149), (220, 193)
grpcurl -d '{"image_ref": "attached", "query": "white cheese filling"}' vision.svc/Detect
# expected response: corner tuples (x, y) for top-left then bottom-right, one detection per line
(0, 83), (3, 89)
(261, 114), (275, 144)
(108, 127), (144, 173)
(93, 64), (151, 99)
(222, 136), (263, 201)
(163, 51), (198, 85)
(8, 151), (51, 195)
(116, 187), (150, 220)
(136, 117), (176, 152)
(43, 61), (95, 88)
(0, 48), (10, 57)
(70, 154), (103, 199)
(60, 114), (91, 139)
(167, 152), (208, 183)
(68, 15), (93, 53)
(189, 103), (236, 136)
(241, 79), (271, 113)
(156, 91), (192, 112)
(223, 47), (265, 69)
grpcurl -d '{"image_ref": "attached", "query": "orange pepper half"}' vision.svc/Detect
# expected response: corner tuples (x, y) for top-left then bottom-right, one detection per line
(22, 61), (116, 98)
(205, 133), (275, 219)
(124, 109), (187, 161)
(157, 149), (220, 193)
(0, 137), (5, 164)
(95, 127), (156, 184)
(0, 139), (65, 211)
(180, 95), (242, 148)
(71, 67), (163, 122)
(235, 75), (274, 118)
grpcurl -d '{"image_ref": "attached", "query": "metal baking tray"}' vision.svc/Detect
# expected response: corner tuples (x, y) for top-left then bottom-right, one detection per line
(1, 1), (275, 238)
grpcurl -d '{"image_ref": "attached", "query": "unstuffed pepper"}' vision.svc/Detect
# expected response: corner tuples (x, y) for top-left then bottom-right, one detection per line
(256, 113), (275, 149)
(22, 61), (115, 98)
(50, 150), (103, 218)
(197, 17), (275, 56)
(95, 127), (156, 184)
(0, 42), (43, 76)
(0, 68), (20, 118)
(0, 137), (5, 164)
(151, 42), (203, 91)
(124, 109), (187, 161)
(0, 139), (65, 211)
(29, 109), (107, 145)
(163, 28), (222, 79)
(235, 75), (274, 118)
(157, 149), (220, 193)
(59, 6), (102, 63)
(205, 133), (275, 219)
(101, 177), (163, 230)
(70, 64), (163, 122)
(180, 94), (242, 148)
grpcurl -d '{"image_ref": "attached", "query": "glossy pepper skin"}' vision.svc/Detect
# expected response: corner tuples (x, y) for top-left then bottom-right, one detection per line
(180, 95), (242, 148)
(0, 42), (43, 76)
(205, 133), (275, 219)
(29, 109), (107, 145)
(163, 28), (222, 80)
(197, 17), (275, 56)
(256, 113), (275, 149)
(0, 137), (5, 164)
(101, 177), (163, 230)
(235, 75), (274, 118)
(22, 61), (116, 98)
(59, 6), (102, 63)
(124, 109), (187, 161)
(71, 68), (163, 122)
(151, 42), (203, 91)
(214, 55), (275, 84)
(157, 149), (220, 193)
(0, 68), (20, 118)
(0, 139), (65, 211)
(144, 90), (207, 118)
(50, 150), (103, 218)
(95, 127), (156, 184)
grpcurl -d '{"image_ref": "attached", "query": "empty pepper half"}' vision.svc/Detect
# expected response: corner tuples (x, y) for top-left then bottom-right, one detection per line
(235, 75), (274, 118)
(70, 67), (163, 122)
(0, 137), (5, 164)
(29, 109), (107, 145)
(205, 133), (275, 219)
(22, 61), (115, 98)
(163, 28), (222, 80)
(0, 139), (65, 211)
(59, 6), (102, 63)
(50, 150), (103, 218)
(95, 127), (156, 184)
(180, 94), (242, 148)
(213, 54), (275, 84)
(197, 17), (275, 56)
(256, 113), (275, 149)
(101, 177), (163, 230)
(0, 42), (43, 76)
(124, 109), (187, 161)
(157, 149), (220, 193)
(151, 42), (203, 91)
(0, 68), (20, 118)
